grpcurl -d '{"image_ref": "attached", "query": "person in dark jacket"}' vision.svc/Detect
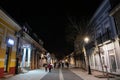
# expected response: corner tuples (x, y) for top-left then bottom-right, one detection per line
(48, 63), (52, 72)
(44, 63), (48, 72)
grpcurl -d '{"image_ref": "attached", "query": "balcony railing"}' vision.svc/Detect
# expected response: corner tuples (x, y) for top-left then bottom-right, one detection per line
(96, 30), (111, 44)
(85, 41), (95, 50)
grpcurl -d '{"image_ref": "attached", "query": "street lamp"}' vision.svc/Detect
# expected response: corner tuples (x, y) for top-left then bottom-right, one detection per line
(84, 37), (92, 74)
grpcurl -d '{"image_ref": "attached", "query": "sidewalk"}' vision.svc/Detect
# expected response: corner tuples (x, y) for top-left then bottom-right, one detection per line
(0, 68), (48, 80)
(70, 68), (115, 80)
(0, 67), (117, 80)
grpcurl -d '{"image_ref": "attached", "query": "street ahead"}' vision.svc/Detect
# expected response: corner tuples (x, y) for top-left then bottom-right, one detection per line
(41, 69), (83, 80)
(2, 68), (83, 80)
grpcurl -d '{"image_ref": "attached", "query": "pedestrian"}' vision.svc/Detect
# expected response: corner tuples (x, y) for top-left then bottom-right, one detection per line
(44, 63), (48, 72)
(58, 62), (61, 68)
(48, 63), (52, 72)
(66, 62), (69, 68)
(62, 60), (64, 68)
(54, 62), (56, 68)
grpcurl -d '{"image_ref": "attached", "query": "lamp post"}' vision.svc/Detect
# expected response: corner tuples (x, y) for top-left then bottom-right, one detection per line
(84, 37), (92, 74)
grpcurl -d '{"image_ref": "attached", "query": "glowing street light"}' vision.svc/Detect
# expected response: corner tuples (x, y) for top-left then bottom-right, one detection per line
(84, 37), (89, 43)
(84, 37), (91, 74)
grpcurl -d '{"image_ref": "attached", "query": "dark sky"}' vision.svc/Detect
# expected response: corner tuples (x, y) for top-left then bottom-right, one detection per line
(0, 0), (103, 58)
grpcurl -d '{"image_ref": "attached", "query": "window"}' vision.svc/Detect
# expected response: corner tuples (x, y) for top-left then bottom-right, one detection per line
(104, 19), (111, 33)
(108, 49), (117, 72)
(96, 27), (102, 38)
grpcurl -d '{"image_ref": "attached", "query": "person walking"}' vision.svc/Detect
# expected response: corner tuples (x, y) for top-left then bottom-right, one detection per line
(48, 63), (52, 72)
(44, 63), (48, 72)
(54, 62), (56, 68)
(66, 62), (69, 68)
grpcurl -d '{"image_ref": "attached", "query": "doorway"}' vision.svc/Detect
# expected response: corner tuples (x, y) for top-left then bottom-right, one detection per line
(4, 46), (11, 72)
(108, 49), (117, 72)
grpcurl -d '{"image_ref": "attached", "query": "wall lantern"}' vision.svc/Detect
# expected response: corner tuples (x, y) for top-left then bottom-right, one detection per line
(7, 38), (15, 46)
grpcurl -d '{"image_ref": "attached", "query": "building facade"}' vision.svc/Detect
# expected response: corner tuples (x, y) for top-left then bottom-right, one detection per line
(0, 9), (21, 77)
(0, 9), (45, 77)
(110, 1), (120, 74)
(88, 0), (120, 75)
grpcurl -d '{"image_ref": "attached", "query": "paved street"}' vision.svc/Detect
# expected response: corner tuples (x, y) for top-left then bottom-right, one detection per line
(62, 69), (83, 80)
(41, 68), (83, 80)
(0, 68), (83, 80)
(41, 69), (59, 80)
(0, 68), (116, 80)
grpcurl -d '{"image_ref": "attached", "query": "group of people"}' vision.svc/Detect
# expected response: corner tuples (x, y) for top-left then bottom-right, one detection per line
(44, 63), (52, 72)
(44, 61), (69, 72)
(54, 61), (69, 69)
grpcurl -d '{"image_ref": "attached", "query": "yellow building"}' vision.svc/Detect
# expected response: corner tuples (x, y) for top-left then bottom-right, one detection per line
(0, 8), (46, 77)
(0, 9), (21, 77)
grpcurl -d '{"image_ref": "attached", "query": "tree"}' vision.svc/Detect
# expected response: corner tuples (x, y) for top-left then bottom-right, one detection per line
(65, 16), (90, 52)
(65, 16), (90, 67)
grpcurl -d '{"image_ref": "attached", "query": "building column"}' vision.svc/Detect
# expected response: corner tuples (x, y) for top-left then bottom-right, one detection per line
(27, 48), (31, 68)
(21, 48), (26, 68)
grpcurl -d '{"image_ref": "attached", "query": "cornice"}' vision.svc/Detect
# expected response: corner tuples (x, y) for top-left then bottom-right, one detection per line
(110, 3), (120, 16)
(0, 9), (21, 31)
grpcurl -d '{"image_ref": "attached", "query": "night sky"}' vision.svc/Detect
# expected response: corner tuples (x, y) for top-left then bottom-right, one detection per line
(0, 0), (103, 58)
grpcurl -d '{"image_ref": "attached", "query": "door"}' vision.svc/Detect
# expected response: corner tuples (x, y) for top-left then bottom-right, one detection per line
(4, 46), (11, 72)
(108, 49), (117, 72)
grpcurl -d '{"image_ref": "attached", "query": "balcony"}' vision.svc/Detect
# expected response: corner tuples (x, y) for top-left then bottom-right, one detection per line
(96, 30), (111, 44)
